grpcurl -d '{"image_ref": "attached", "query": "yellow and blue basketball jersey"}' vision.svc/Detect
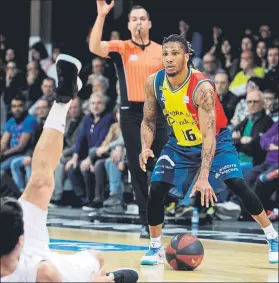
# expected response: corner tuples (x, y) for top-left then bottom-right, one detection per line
(153, 68), (228, 147)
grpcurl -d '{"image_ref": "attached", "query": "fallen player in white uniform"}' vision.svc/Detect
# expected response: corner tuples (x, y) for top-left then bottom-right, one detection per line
(0, 54), (138, 282)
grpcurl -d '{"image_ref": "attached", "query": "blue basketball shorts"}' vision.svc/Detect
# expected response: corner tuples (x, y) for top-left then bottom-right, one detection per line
(151, 128), (243, 200)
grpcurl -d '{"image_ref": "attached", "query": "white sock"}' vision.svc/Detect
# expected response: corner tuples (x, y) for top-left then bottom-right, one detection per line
(44, 101), (72, 134)
(262, 224), (278, 239)
(150, 236), (161, 248)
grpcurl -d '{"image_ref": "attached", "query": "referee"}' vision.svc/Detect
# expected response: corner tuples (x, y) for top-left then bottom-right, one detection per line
(89, 0), (167, 238)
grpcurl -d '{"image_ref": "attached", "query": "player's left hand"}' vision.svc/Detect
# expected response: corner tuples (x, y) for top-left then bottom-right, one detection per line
(190, 179), (217, 208)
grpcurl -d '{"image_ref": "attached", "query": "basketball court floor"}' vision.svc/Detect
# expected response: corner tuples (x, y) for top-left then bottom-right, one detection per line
(47, 208), (278, 282)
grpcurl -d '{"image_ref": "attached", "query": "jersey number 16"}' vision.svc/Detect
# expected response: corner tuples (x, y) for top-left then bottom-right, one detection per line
(182, 129), (197, 141)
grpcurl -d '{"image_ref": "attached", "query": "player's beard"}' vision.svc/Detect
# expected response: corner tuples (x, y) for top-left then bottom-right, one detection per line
(166, 70), (179, 77)
(166, 63), (186, 77)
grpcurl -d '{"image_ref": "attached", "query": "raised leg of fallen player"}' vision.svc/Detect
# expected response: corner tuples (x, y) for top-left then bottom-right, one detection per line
(21, 55), (138, 282)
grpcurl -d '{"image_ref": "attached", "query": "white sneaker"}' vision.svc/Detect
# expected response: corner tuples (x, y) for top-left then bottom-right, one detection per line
(140, 246), (165, 265)
(266, 236), (278, 264)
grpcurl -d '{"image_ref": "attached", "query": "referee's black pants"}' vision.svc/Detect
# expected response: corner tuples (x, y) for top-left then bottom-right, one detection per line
(120, 103), (168, 226)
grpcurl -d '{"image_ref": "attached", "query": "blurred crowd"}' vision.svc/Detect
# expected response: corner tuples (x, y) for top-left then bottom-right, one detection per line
(0, 21), (278, 222)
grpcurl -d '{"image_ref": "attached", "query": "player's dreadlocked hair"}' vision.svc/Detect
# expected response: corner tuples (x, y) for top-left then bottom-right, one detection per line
(162, 34), (195, 69)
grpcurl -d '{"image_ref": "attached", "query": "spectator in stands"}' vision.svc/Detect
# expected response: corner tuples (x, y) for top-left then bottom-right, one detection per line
(257, 169), (279, 222)
(255, 40), (267, 68)
(28, 78), (55, 115)
(263, 89), (279, 122)
(217, 91), (274, 215)
(208, 26), (223, 55)
(241, 35), (255, 53)
(10, 98), (51, 192)
(249, 122), (278, 220)
(47, 44), (62, 85)
(231, 77), (265, 126)
(30, 41), (52, 73)
(66, 92), (114, 206)
(81, 74), (110, 113)
(89, 74), (109, 93)
(214, 72), (238, 121)
(24, 61), (46, 106)
(110, 31), (120, 40)
(178, 20), (203, 70)
(2, 61), (26, 118)
(82, 104), (123, 211)
(4, 48), (16, 66)
(80, 57), (109, 100)
(52, 98), (83, 205)
(219, 38), (239, 80)
(232, 90), (274, 173)
(179, 20), (190, 40)
(0, 95), (37, 175)
(91, 57), (106, 77)
(259, 25), (273, 47)
(229, 50), (265, 98)
(264, 46), (279, 89)
(244, 121), (278, 187)
(202, 53), (223, 80)
(80, 57), (107, 84)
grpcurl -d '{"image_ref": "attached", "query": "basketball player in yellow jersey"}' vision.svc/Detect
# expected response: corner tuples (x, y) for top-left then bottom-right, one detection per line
(139, 34), (278, 266)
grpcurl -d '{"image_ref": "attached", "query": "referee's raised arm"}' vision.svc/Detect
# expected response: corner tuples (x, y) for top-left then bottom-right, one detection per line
(89, 0), (115, 57)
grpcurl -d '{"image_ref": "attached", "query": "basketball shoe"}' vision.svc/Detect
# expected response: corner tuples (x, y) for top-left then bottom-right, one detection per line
(140, 245), (165, 265)
(107, 268), (139, 283)
(266, 235), (278, 264)
(55, 54), (82, 103)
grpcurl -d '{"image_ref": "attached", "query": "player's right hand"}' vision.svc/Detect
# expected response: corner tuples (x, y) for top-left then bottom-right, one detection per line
(97, 0), (115, 17)
(139, 149), (154, 172)
(190, 179), (217, 208)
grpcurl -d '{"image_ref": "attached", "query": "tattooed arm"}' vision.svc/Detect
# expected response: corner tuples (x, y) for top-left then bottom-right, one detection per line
(141, 74), (157, 151)
(139, 74), (157, 172)
(190, 81), (217, 206)
(194, 81), (216, 181)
